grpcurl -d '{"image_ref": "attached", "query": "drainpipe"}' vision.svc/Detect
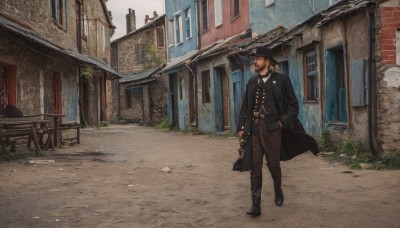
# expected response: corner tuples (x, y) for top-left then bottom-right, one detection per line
(366, 6), (378, 155)
(186, 63), (198, 127)
(195, 0), (201, 49)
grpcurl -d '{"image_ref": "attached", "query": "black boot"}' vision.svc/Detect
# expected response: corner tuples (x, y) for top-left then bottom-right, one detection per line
(270, 168), (284, 206)
(246, 174), (262, 216)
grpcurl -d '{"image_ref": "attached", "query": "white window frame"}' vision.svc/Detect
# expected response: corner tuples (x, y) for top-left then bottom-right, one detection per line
(82, 14), (89, 38)
(185, 8), (192, 39)
(214, 0), (223, 27)
(265, 0), (275, 7)
(100, 25), (105, 51)
(174, 12), (183, 45)
(168, 19), (175, 47)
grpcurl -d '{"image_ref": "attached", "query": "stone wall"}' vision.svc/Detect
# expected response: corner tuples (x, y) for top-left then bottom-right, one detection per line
(149, 75), (167, 123)
(0, 41), (78, 121)
(377, 66), (400, 155)
(0, 0), (77, 50)
(111, 16), (166, 75)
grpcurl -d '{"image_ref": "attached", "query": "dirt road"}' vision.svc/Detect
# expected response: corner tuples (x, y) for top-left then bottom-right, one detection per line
(1, 124), (399, 228)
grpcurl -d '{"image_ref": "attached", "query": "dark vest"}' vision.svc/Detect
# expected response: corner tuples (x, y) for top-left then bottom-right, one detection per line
(252, 78), (280, 132)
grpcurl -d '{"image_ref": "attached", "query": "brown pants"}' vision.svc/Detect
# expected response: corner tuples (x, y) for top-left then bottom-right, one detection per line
(251, 120), (282, 177)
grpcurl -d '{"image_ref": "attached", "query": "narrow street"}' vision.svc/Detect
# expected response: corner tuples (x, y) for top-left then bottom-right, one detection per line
(0, 124), (399, 228)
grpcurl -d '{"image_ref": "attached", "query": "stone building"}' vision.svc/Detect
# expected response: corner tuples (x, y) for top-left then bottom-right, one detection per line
(0, 0), (120, 125)
(111, 10), (167, 124)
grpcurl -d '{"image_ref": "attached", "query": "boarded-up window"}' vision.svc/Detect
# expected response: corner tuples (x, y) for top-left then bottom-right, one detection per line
(0, 63), (17, 115)
(304, 51), (317, 101)
(350, 59), (368, 107)
(201, 70), (211, 103)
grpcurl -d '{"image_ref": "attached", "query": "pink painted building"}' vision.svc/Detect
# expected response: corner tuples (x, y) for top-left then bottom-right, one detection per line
(199, 0), (250, 48)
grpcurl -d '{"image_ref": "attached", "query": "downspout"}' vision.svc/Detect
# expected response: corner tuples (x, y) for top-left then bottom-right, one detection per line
(186, 62), (197, 127)
(195, 0), (201, 49)
(366, 6), (378, 155)
(194, 0), (201, 128)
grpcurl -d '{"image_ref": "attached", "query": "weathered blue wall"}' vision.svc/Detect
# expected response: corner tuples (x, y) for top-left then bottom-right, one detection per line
(165, 0), (198, 59)
(61, 76), (79, 122)
(177, 70), (190, 131)
(291, 50), (322, 136)
(249, 0), (330, 35)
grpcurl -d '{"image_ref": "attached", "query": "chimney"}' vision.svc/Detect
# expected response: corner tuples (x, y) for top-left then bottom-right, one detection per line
(153, 11), (158, 18)
(126, 8), (136, 34)
(145, 15), (149, 24)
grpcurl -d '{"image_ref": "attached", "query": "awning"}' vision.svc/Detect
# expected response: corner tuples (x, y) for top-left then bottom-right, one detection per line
(161, 50), (199, 74)
(0, 14), (122, 78)
(121, 66), (163, 86)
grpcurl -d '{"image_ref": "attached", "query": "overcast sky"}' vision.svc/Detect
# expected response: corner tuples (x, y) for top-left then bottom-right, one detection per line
(106, 0), (164, 41)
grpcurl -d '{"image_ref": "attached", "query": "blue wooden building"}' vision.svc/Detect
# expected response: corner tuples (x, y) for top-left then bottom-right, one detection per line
(162, 0), (199, 131)
(193, 0), (331, 134)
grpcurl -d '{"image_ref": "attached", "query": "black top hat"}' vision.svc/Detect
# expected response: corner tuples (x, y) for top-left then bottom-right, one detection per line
(250, 47), (277, 63)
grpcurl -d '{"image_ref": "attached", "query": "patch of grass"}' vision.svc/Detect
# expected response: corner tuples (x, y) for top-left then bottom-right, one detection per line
(317, 131), (335, 152)
(100, 121), (108, 127)
(188, 127), (198, 134)
(318, 135), (400, 170)
(374, 153), (400, 170)
(155, 118), (170, 129)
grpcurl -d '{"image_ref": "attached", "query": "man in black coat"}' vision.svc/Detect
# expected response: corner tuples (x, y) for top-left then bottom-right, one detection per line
(237, 47), (319, 217)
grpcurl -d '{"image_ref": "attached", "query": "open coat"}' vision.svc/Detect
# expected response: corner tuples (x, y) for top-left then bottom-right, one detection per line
(237, 72), (319, 171)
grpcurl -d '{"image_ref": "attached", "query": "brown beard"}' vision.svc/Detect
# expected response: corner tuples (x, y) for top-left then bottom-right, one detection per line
(254, 63), (267, 72)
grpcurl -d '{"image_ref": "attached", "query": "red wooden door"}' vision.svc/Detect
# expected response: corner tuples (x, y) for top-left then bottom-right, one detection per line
(0, 62), (17, 115)
(53, 72), (62, 114)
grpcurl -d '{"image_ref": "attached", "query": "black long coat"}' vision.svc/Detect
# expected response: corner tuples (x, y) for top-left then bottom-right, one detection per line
(237, 72), (319, 171)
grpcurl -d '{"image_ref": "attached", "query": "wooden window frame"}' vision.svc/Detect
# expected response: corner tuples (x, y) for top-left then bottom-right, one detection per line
(156, 27), (165, 48)
(174, 13), (183, 45)
(184, 8), (192, 39)
(51, 0), (67, 28)
(303, 50), (318, 102)
(231, 0), (240, 20)
(201, 0), (209, 31)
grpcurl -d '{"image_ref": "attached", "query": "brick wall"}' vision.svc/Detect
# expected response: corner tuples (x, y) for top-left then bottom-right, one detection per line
(380, 6), (400, 65)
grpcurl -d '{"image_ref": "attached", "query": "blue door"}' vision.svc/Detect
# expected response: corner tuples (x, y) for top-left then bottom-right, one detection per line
(232, 70), (242, 128)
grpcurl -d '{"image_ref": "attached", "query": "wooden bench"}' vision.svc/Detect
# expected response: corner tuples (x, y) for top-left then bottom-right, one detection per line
(59, 121), (81, 145)
(0, 115), (52, 155)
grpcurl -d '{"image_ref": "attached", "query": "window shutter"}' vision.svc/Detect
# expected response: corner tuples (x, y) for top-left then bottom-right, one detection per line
(350, 59), (367, 107)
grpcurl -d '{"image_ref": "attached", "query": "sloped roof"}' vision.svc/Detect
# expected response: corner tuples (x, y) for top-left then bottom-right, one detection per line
(0, 14), (121, 78)
(161, 50), (199, 74)
(120, 66), (163, 84)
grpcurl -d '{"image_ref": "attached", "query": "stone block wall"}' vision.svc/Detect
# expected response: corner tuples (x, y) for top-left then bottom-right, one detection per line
(377, 66), (400, 155)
